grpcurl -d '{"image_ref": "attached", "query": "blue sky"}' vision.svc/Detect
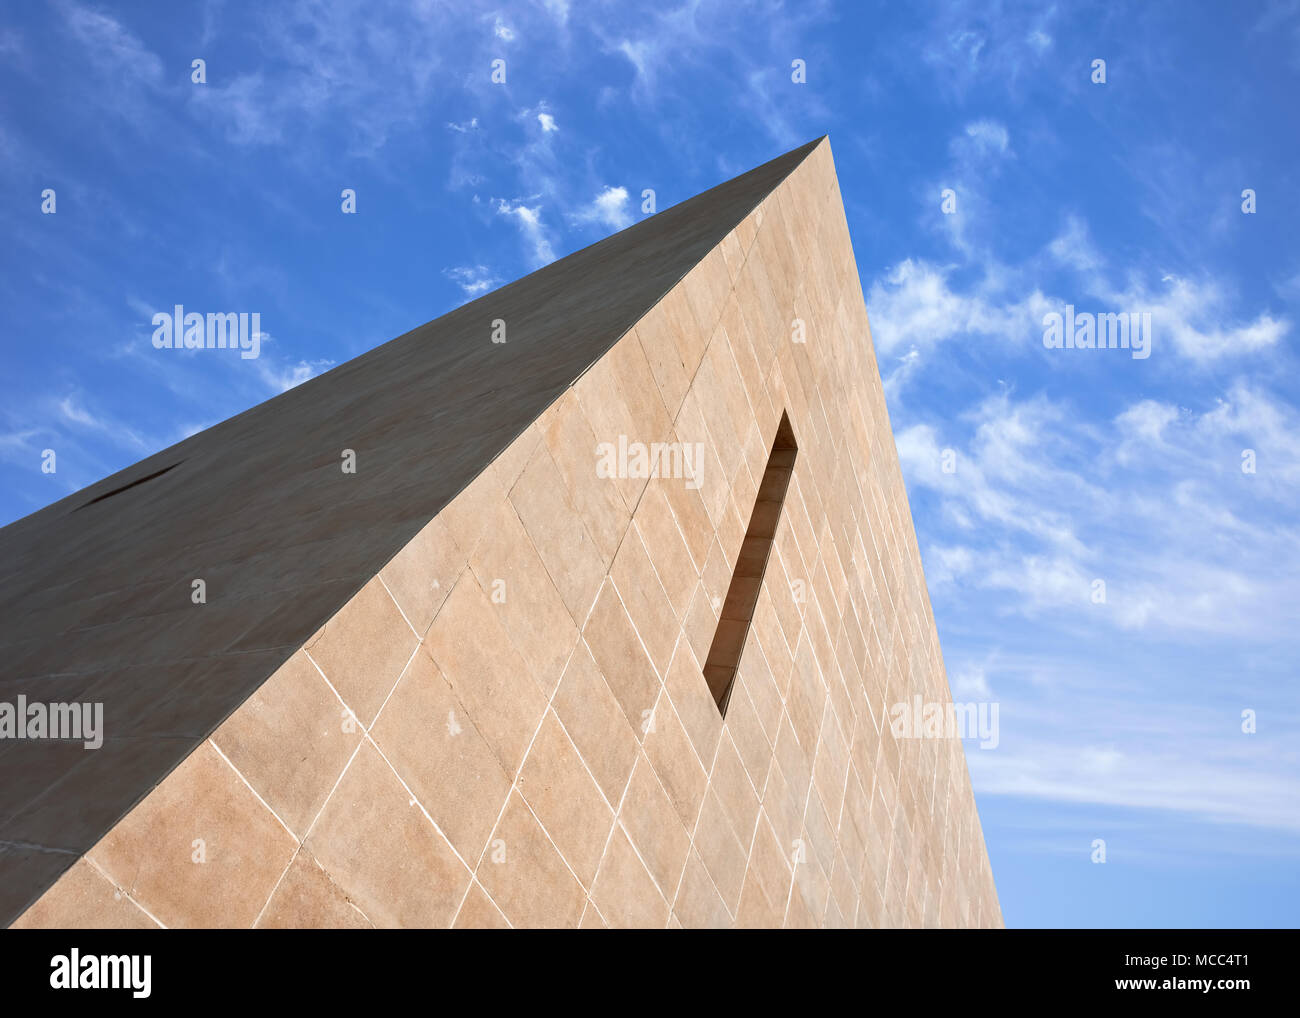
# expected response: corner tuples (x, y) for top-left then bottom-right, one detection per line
(2, 0), (1297, 928)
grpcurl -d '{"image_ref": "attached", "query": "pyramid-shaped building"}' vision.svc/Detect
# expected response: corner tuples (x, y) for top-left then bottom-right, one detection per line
(1, 137), (1001, 928)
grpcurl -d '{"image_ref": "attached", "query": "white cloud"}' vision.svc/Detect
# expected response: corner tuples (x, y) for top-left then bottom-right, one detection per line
(1046, 215), (1104, 274)
(1026, 29), (1053, 53)
(952, 661), (992, 698)
(62, 2), (164, 88)
(253, 356), (333, 394)
(961, 118), (1010, 157)
(1113, 399), (1181, 464)
(541, 0), (570, 25)
(969, 739), (1300, 833)
(58, 397), (100, 429)
(186, 2), (455, 156)
(615, 38), (658, 94)
(443, 265), (501, 297)
(918, 2), (1060, 98)
(0, 428), (38, 450)
(493, 16), (515, 42)
(493, 198), (556, 268)
(537, 111), (558, 133)
(866, 258), (1049, 356)
(874, 213), (1286, 372)
(903, 384), (1300, 639)
(1104, 275), (1289, 362)
(573, 185), (632, 232)
(57, 396), (148, 450)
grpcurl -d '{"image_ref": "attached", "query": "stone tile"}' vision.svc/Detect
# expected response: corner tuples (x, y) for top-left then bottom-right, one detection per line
(709, 731), (761, 848)
(255, 850), (372, 928)
(305, 576), (418, 727)
(747, 810), (794, 920)
(574, 341), (652, 511)
(811, 700), (852, 821)
(617, 754), (691, 898)
(671, 849), (732, 929)
(590, 824), (670, 929)
(717, 293), (765, 414)
(475, 791), (586, 929)
(703, 324), (760, 471)
(509, 440), (608, 628)
(11, 859), (157, 929)
(737, 633), (783, 743)
(657, 467), (715, 573)
(581, 580), (661, 739)
(792, 832), (831, 924)
(377, 515), (463, 637)
(90, 741), (298, 928)
(733, 212), (757, 261)
(734, 864), (784, 929)
(469, 499), (578, 696)
(608, 525), (679, 677)
(691, 786), (747, 911)
(541, 389), (631, 562)
(681, 580), (719, 669)
(212, 650), (362, 840)
(516, 710), (614, 887)
(643, 688), (709, 831)
(424, 572), (549, 777)
(717, 229), (745, 286)
(633, 311), (691, 421)
(673, 391), (731, 528)
(688, 348), (744, 497)
(789, 878), (823, 928)
(722, 680), (773, 793)
(489, 421), (543, 497)
(453, 881), (512, 929)
(369, 646), (513, 864)
(631, 480), (700, 620)
(761, 756), (803, 856)
(786, 631), (827, 752)
(803, 788), (838, 877)
(656, 283), (709, 391)
(439, 467), (507, 565)
(550, 638), (640, 806)
(716, 486), (749, 576)
(827, 845), (859, 923)
(305, 740), (470, 928)
(605, 327), (676, 454)
(768, 543), (806, 652)
(680, 246), (731, 344)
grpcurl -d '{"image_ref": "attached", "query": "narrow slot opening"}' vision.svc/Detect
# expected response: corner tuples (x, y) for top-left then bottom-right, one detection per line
(703, 412), (797, 716)
(73, 461), (183, 511)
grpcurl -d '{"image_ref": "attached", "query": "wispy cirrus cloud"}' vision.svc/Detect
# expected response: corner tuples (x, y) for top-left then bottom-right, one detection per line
(57, 395), (148, 451)
(900, 384), (1300, 640)
(251, 354), (334, 394)
(187, 0), (454, 156)
(443, 264), (502, 298)
(60, 0), (163, 88)
(492, 197), (556, 268)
